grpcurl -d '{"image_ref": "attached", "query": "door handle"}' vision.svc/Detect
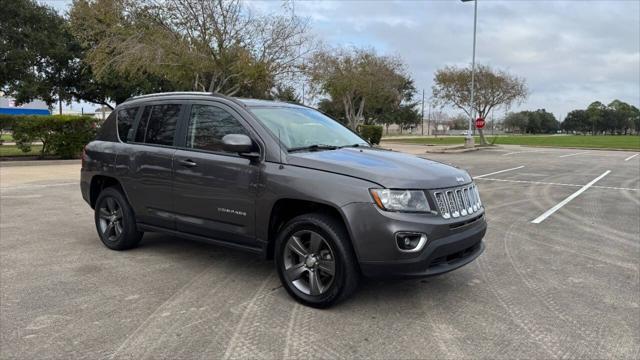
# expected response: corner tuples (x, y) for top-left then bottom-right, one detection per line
(179, 159), (198, 168)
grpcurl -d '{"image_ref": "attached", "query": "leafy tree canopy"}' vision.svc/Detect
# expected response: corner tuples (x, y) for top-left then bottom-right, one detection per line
(305, 47), (416, 130)
(432, 64), (528, 144)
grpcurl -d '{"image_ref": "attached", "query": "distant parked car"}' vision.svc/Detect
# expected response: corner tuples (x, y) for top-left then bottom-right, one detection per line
(80, 92), (486, 307)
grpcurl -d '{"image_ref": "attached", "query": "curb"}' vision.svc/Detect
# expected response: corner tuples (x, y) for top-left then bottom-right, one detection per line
(524, 145), (639, 152)
(0, 159), (81, 167)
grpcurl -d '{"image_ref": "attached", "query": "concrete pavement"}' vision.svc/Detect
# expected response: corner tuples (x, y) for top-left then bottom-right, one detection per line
(1, 146), (639, 359)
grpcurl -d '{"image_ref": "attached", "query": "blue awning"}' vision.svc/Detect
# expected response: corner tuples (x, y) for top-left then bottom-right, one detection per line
(0, 108), (51, 115)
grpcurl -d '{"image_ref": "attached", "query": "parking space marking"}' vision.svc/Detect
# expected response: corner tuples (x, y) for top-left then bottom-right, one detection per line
(476, 177), (637, 192)
(474, 166), (525, 179)
(624, 153), (639, 161)
(501, 150), (547, 156)
(559, 152), (589, 158)
(530, 170), (611, 224)
(0, 182), (78, 190)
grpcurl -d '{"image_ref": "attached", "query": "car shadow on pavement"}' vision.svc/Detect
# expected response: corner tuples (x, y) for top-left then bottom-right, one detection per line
(125, 232), (469, 309)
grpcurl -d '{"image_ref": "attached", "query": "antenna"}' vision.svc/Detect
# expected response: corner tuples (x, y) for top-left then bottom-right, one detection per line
(278, 128), (284, 169)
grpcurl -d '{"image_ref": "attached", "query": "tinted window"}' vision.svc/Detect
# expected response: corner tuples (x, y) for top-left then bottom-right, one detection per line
(116, 107), (139, 142)
(186, 104), (249, 152)
(134, 104), (181, 146)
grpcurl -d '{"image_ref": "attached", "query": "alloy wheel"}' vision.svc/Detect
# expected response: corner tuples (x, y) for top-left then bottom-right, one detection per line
(98, 197), (124, 242)
(283, 230), (336, 296)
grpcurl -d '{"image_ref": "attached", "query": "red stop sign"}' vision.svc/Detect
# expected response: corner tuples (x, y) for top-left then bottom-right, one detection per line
(475, 117), (485, 129)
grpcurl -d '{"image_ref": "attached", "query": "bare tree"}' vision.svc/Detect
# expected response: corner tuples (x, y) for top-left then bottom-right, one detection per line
(79, 0), (313, 97)
(432, 64), (527, 144)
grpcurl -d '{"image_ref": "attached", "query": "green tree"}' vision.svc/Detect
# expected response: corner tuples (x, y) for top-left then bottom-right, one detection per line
(305, 47), (414, 130)
(562, 110), (590, 133)
(503, 112), (528, 133)
(317, 98), (347, 124)
(432, 64), (528, 145)
(607, 100), (638, 135)
(0, 0), (80, 113)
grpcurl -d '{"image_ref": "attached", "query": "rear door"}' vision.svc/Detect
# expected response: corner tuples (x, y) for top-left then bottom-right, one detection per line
(172, 102), (261, 246)
(122, 102), (184, 228)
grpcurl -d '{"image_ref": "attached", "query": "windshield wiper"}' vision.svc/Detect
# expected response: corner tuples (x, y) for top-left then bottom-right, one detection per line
(288, 144), (339, 153)
(339, 143), (369, 149)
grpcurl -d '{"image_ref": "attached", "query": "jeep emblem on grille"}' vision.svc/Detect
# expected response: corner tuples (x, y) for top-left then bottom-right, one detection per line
(456, 177), (465, 183)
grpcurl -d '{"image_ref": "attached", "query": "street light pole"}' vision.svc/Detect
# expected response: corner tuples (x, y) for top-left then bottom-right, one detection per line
(462, 0), (478, 148)
(421, 89), (425, 135)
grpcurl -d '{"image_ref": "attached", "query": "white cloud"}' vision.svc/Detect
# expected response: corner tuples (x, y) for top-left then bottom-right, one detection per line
(43, 0), (640, 117)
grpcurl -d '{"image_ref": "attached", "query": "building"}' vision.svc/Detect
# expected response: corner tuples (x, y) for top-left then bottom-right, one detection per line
(0, 96), (50, 115)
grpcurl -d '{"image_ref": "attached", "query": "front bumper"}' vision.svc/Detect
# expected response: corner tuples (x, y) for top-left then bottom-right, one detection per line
(341, 202), (486, 278)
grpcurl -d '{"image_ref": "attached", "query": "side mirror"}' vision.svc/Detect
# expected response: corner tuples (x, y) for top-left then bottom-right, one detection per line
(222, 134), (258, 158)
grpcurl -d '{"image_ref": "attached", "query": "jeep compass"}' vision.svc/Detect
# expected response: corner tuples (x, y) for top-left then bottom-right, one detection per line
(80, 92), (486, 308)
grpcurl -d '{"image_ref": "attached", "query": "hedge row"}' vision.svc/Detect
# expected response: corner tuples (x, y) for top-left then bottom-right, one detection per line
(0, 115), (99, 159)
(358, 125), (383, 145)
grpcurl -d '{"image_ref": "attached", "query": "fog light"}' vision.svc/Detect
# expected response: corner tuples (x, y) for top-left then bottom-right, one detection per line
(395, 232), (428, 252)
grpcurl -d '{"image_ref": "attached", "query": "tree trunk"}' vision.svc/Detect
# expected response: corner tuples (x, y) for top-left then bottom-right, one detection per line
(343, 96), (362, 131)
(477, 111), (487, 145)
(58, 98), (62, 115)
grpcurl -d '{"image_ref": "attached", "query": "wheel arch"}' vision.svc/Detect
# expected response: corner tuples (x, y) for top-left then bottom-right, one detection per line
(89, 175), (129, 209)
(266, 198), (357, 262)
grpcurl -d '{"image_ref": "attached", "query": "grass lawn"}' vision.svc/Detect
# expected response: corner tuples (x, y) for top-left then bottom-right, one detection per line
(383, 135), (640, 150)
(1, 133), (14, 142)
(0, 145), (43, 157)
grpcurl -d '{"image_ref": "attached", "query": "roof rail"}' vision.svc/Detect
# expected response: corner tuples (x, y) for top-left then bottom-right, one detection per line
(123, 91), (241, 104)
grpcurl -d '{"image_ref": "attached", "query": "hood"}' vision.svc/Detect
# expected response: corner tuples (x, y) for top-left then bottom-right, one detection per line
(287, 147), (472, 189)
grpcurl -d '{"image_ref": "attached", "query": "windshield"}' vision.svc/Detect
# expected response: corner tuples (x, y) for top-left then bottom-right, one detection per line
(249, 106), (369, 151)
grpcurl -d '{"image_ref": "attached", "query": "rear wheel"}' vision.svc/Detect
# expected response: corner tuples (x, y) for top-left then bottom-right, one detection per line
(275, 213), (359, 308)
(94, 187), (142, 250)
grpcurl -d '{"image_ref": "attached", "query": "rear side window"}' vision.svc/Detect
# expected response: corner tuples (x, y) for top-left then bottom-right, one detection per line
(116, 107), (139, 142)
(186, 104), (249, 152)
(134, 104), (181, 146)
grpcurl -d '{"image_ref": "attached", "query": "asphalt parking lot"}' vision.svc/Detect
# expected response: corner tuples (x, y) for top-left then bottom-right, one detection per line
(1, 145), (639, 359)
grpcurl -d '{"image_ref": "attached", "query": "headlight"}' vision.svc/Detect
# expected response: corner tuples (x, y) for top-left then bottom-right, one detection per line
(369, 189), (431, 213)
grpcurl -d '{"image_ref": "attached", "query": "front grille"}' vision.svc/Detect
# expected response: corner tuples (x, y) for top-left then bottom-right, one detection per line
(432, 184), (482, 219)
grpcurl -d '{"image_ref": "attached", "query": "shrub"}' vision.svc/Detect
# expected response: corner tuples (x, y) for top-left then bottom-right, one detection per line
(359, 125), (383, 145)
(10, 115), (99, 158)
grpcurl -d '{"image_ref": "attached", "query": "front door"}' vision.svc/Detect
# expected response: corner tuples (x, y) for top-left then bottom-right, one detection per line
(172, 102), (260, 246)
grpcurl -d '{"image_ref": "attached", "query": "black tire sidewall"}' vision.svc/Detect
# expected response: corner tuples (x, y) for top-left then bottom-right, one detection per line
(94, 187), (140, 250)
(275, 214), (353, 308)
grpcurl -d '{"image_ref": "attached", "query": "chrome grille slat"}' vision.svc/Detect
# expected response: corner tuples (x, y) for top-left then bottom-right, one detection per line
(446, 190), (460, 218)
(455, 189), (467, 216)
(432, 183), (482, 219)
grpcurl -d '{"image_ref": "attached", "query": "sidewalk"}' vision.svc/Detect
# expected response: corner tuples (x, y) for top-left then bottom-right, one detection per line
(380, 141), (487, 154)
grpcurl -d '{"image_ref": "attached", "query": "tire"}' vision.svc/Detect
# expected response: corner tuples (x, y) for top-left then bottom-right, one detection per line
(275, 213), (359, 308)
(94, 186), (143, 250)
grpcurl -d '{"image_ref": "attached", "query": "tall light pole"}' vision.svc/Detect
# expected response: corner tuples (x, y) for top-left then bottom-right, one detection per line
(462, 0), (478, 148)
(421, 89), (425, 135)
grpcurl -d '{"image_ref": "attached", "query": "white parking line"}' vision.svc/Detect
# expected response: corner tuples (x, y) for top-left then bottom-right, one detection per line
(530, 170), (611, 224)
(476, 177), (637, 191)
(0, 182), (78, 190)
(559, 152), (589, 158)
(501, 150), (547, 156)
(624, 153), (639, 161)
(474, 166), (525, 179)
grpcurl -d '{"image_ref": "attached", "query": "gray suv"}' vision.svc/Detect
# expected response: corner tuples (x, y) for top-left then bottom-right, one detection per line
(80, 92), (486, 308)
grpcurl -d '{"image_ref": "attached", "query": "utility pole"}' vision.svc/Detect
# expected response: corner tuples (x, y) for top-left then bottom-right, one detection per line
(421, 89), (425, 135)
(427, 102), (432, 136)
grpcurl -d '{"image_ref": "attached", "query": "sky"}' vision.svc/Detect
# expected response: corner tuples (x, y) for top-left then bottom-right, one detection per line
(43, 0), (640, 120)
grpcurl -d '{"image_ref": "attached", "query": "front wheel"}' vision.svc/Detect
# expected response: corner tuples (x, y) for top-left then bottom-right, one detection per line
(94, 187), (143, 250)
(275, 213), (359, 308)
